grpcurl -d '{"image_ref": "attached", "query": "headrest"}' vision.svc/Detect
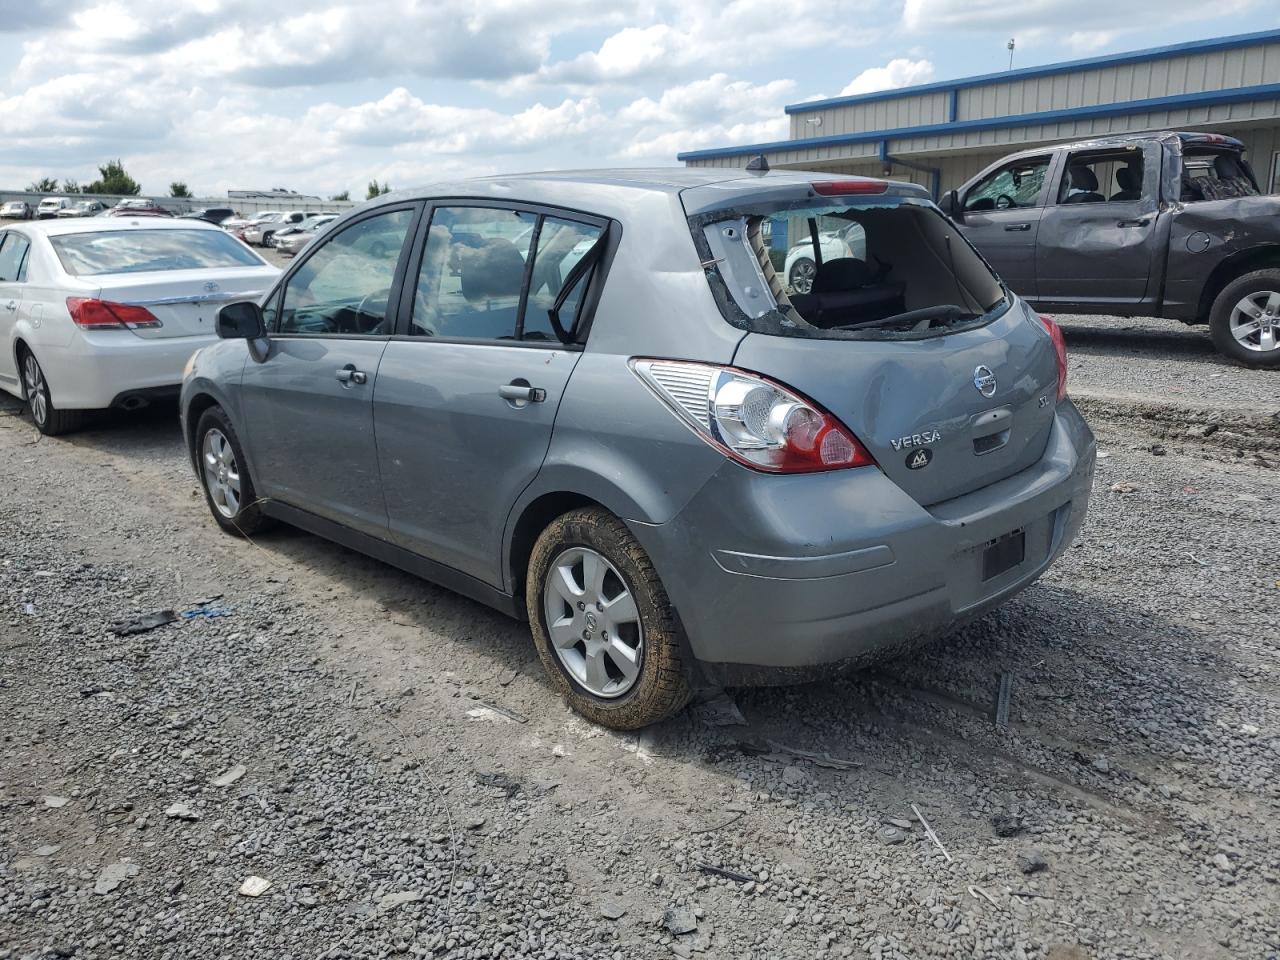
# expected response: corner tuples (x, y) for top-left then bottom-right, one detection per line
(1115, 166), (1141, 191)
(1068, 166), (1099, 191)
(459, 238), (526, 301)
(811, 257), (876, 294)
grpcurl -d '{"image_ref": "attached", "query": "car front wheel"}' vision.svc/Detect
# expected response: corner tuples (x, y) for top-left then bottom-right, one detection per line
(195, 406), (271, 535)
(788, 257), (816, 295)
(1209, 269), (1280, 367)
(527, 507), (692, 730)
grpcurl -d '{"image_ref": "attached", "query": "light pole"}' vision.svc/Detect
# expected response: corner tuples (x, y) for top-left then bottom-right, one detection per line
(1007, 38), (1016, 70)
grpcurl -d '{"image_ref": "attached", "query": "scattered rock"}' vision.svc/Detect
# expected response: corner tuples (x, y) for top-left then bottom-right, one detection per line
(599, 900), (627, 920)
(1109, 481), (1138, 494)
(878, 826), (906, 845)
(164, 801), (199, 821)
(238, 876), (272, 897)
(464, 816), (486, 831)
(210, 764), (247, 788)
(781, 765), (807, 786)
(1019, 852), (1049, 875)
(379, 890), (424, 912)
(992, 814), (1024, 837)
(94, 861), (139, 895)
(42, 796), (69, 808)
(1091, 756), (1111, 774)
(1212, 853), (1233, 873)
(33, 844), (61, 857)
(662, 905), (697, 935)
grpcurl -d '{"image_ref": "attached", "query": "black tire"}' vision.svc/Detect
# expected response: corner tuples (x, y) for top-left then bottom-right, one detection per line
(526, 507), (692, 730)
(1208, 268), (1280, 368)
(194, 405), (272, 536)
(788, 257), (816, 295)
(260, 231), (274, 248)
(19, 346), (85, 436)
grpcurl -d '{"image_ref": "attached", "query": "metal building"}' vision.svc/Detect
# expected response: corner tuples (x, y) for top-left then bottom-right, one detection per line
(678, 29), (1280, 196)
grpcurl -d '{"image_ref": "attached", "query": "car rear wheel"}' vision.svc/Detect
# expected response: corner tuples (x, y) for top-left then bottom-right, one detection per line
(789, 257), (816, 294)
(20, 348), (84, 436)
(1209, 269), (1280, 368)
(261, 231), (275, 248)
(527, 507), (692, 730)
(195, 406), (271, 536)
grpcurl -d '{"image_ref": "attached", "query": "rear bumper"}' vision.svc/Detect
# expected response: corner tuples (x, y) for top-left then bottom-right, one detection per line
(627, 400), (1095, 683)
(34, 332), (216, 410)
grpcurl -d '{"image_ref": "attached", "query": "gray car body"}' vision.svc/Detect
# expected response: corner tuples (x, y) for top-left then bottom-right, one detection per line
(181, 168), (1094, 684)
(944, 132), (1280, 323)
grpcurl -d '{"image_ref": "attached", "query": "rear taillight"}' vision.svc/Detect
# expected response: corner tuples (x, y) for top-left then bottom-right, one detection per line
(631, 359), (875, 473)
(66, 298), (162, 330)
(1039, 314), (1068, 401)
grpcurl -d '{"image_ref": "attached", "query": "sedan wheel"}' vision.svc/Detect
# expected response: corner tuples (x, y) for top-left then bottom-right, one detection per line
(789, 258), (816, 295)
(23, 353), (48, 427)
(201, 427), (242, 519)
(543, 547), (644, 698)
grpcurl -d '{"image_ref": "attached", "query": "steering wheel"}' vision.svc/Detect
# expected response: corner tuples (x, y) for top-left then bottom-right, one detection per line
(353, 290), (391, 334)
(995, 194), (1016, 210)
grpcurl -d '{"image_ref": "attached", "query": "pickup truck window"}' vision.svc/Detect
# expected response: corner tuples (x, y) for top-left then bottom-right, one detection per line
(964, 157), (1049, 211)
(1057, 150), (1145, 204)
(1181, 149), (1260, 202)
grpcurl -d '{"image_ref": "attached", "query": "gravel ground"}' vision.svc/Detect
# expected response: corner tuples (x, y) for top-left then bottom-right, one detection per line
(2, 319), (1278, 959)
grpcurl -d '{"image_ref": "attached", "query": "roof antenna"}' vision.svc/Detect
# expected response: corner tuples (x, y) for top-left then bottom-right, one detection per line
(745, 154), (770, 175)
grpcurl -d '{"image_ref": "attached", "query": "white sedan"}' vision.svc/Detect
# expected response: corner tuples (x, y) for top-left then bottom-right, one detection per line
(0, 217), (278, 435)
(783, 222), (867, 294)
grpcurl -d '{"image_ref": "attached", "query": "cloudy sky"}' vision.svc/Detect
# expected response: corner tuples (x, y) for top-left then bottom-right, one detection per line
(0, 0), (1272, 198)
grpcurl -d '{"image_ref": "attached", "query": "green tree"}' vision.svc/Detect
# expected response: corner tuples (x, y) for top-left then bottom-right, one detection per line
(169, 181), (191, 198)
(330, 190), (350, 201)
(62, 179), (83, 194)
(27, 177), (59, 193)
(85, 159), (141, 196)
(365, 180), (391, 200)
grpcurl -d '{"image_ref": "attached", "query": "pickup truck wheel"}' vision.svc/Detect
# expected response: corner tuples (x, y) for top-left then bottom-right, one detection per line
(527, 507), (692, 730)
(1209, 269), (1280, 367)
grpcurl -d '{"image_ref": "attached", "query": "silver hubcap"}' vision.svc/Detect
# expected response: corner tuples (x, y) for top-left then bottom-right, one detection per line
(202, 428), (242, 519)
(790, 259), (816, 295)
(1229, 291), (1280, 352)
(542, 547), (643, 698)
(22, 355), (47, 425)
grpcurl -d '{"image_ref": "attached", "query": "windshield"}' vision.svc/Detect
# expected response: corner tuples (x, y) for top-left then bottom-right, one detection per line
(692, 196), (1007, 340)
(51, 229), (264, 276)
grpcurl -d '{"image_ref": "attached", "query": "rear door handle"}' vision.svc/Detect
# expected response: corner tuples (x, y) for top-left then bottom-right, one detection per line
(3, 300), (16, 312)
(499, 383), (546, 403)
(1117, 218), (1150, 227)
(1003, 223), (1032, 232)
(335, 364), (367, 385)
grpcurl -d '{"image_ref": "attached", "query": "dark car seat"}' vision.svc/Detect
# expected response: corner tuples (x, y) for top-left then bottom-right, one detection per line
(445, 238), (526, 338)
(1062, 166), (1105, 203)
(1110, 166), (1142, 201)
(794, 257), (905, 328)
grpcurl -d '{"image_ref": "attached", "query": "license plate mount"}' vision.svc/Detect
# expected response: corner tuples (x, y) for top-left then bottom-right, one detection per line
(982, 529), (1025, 581)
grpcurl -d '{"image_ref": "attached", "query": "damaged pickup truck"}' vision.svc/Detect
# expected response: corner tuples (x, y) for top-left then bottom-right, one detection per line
(939, 132), (1280, 367)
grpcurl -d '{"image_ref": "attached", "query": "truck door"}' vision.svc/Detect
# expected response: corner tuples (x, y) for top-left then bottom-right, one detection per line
(1034, 143), (1162, 310)
(953, 154), (1051, 300)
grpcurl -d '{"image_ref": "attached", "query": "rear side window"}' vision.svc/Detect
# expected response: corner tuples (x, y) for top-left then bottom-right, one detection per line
(50, 229), (262, 276)
(692, 196), (1007, 341)
(411, 206), (604, 342)
(0, 233), (31, 282)
(1181, 149), (1260, 201)
(1057, 149), (1145, 204)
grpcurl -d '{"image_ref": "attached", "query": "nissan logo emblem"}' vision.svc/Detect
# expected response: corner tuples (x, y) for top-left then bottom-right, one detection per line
(973, 365), (997, 398)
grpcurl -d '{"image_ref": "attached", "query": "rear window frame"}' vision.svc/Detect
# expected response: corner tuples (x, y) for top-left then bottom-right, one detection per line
(49, 227), (268, 277)
(687, 195), (1011, 342)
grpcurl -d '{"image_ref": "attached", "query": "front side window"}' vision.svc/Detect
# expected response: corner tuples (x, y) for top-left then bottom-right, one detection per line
(964, 157), (1050, 211)
(0, 233), (31, 282)
(50, 229), (259, 276)
(277, 208), (414, 335)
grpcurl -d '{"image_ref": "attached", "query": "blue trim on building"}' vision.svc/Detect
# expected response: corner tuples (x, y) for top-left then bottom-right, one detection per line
(677, 82), (1280, 162)
(782, 28), (1280, 115)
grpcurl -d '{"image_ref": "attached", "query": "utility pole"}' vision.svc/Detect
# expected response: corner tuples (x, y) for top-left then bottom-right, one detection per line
(1007, 38), (1016, 70)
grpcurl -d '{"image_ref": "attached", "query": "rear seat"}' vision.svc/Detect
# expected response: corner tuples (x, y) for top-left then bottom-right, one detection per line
(792, 258), (905, 328)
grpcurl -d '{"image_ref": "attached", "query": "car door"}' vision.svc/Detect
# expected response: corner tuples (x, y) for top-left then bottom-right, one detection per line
(373, 202), (606, 586)
(1034, 144), (1163, 309)
(0, 231), (30, 392)
(238, 204), (420, 536)
(954, 154), (1053, 299)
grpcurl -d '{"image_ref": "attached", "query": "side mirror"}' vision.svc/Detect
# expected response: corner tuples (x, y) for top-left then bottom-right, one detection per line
(216, 301), (265, 339)
(939, 190), (963, 221)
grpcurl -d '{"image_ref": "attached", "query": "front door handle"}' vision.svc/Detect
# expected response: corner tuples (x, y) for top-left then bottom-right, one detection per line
(335, 364), (367, 385)
(1117, 218), (1151, 227)
(499, 382), (546, 403)
(1003, 223), (1032, 232)
(3, 300), (16, 312)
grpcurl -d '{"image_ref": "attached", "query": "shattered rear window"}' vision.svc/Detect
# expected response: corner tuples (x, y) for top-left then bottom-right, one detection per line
(689, 196), (1008, 341)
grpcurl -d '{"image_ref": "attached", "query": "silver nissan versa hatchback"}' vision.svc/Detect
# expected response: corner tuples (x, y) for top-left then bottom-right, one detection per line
(180, 169), (1095, 729)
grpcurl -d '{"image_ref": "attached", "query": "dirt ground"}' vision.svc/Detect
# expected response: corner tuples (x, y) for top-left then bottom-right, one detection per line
(1, 318), (1278, 960)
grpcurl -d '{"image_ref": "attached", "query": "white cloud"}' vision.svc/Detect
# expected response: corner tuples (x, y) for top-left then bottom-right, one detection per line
(840, 58), (935, 96)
